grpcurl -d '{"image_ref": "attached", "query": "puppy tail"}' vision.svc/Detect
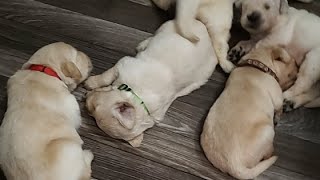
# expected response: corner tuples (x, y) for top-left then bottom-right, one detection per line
(176, 0), (200, 43)
(230, 156), (277, 179)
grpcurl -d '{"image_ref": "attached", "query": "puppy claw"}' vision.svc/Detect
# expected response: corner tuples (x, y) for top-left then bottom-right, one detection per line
(283, 99), (295, 112)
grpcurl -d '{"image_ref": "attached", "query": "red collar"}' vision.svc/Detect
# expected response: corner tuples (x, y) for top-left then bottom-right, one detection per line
(28, 64), (61, 80)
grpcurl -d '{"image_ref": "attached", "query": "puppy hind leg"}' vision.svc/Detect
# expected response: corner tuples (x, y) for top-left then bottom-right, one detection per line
(176, 0), (200, 43)
(45, 138), (93, 180)
(80, 150), (94, 180)
(284, 47), (320, 100)
(248, 124), (275, 164)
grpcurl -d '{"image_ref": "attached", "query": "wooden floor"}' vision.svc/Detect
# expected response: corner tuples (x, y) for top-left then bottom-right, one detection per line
(0, 0), (319, 179)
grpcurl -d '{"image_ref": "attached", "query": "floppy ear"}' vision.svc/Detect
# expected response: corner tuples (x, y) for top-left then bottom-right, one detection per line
(272, 47), (291, 63)
(128, 133), (144, 147)
(279, 0), (289, 14)
(112, 102), (136, 129)
(61, 61), (82, 80)
(85, 92), (99, 115)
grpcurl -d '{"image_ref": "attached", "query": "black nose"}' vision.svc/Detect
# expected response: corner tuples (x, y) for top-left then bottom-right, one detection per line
(247, 11), (261, 22)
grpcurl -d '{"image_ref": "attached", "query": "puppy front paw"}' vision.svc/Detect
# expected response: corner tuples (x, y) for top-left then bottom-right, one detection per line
(84, 76), (99, 90)
(228, 44), (247, 62)
(220, 60), (236, 73)
(283, 99), (295, 112)
(273, 108), (283, 126)
(135, 38), (151, 53)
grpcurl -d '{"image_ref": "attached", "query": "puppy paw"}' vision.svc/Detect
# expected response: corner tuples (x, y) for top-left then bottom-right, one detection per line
(84, 76), (98, 90)
(83, 150), (94, 164)
(136, 38), (151, 53)
(283, 99), (295, 112)
(220, 60), (236, 73)
(228, 45), (247, 62)
(273, 109), (283, 126)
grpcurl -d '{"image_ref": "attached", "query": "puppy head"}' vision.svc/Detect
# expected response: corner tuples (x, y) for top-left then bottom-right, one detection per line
(239, 0), (288, 34)
(22, 42), (93, 91)
(86, 87), (155, 147)
(242, 46), (297, 90)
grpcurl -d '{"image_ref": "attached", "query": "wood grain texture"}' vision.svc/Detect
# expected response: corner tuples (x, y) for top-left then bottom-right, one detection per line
(0, 0), (319, 179)
(35, 0), (172, 33)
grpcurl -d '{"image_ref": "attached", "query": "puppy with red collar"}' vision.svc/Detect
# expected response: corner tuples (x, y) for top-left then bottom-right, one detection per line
(201, 46), (298, 179)
(0, 42), (93, 180)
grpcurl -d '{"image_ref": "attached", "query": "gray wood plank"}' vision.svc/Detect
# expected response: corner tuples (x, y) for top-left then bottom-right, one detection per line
(35, 0), (172, 33)
(128, 0), (153, 7)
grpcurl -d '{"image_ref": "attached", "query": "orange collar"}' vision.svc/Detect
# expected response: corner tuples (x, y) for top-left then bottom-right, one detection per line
(28, 64), (61, 80)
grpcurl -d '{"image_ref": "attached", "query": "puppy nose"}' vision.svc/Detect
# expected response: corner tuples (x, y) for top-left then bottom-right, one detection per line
(247, 11), (261, 22)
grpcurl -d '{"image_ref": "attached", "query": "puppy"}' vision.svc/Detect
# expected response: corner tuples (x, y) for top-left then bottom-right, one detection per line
(152, 0), (236, 73)
(201, 46), (298, 179)
(0, 42), (93, 180)
(229, 0), (320, 111)
(85, 20), (217, 147)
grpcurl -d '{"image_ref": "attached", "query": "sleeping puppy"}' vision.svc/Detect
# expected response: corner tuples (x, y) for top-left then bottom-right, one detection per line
(152, 0), (236, 73)
(85, 20), (217, 147)
(0, 42), (93, 180)
(228, 0), (320, 111)
(201, 46), (298, 179)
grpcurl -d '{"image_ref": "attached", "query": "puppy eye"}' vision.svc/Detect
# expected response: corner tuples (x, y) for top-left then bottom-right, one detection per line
(264, 3), (270, 10)
(275, 57), (283, 61)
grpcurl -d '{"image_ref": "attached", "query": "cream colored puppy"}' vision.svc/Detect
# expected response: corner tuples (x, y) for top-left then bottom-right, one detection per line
(152, 0), (236, 73)
(201, 46), (298, 179)
(85, 20), (217, 147)
(229, 0), (320, 111)
(0, 42), (93, 180)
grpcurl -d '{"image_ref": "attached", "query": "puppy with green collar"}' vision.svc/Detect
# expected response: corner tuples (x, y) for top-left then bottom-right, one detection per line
(85, 20), (218, 147)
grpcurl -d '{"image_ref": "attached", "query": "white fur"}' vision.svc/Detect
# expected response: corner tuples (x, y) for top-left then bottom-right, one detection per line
(152, 0), (236, 73)
(85, 20), (217, 147)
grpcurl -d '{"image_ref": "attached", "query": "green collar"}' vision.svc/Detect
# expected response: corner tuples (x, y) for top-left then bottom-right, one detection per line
(118, 84), (150, 115)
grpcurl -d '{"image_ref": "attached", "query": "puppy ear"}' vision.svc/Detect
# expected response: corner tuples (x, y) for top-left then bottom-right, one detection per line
(279, 0), (289, 14)
(61, 61), (82, 81)
(112, 102), (136, 129)
(86, 92), (98, 114)
(272, 47), (291, 63)
(128, 133), (144, 147)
